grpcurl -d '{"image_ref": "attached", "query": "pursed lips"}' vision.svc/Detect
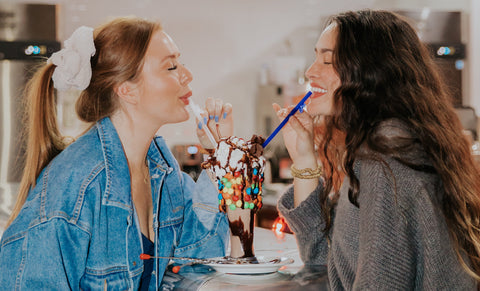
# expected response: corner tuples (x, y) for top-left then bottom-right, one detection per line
(179, 91), (192, 104)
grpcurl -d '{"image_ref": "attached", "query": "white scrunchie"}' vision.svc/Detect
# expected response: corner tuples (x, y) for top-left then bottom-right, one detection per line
(47, 26), (96, 91)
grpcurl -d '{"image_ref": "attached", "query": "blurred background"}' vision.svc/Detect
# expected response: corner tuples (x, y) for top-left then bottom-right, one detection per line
(1, 0), (479, 233)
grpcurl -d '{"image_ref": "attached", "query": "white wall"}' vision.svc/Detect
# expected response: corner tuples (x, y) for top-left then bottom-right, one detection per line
(6, 0), (476, 145)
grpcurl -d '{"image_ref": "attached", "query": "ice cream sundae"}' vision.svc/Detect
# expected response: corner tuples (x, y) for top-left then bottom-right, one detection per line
(202, 135), (266, 258)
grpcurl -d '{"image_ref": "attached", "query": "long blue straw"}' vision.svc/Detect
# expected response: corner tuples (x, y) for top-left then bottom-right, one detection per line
(262, 91), (312, 148)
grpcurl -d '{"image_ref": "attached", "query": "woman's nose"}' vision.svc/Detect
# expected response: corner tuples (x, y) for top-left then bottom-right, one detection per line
(305, 62), (317, 81)
(180, 65), (193, 85)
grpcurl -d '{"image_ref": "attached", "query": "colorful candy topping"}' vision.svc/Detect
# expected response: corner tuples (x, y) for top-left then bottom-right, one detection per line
(202, 135), (266, 213)
(215, 171), (264, 211)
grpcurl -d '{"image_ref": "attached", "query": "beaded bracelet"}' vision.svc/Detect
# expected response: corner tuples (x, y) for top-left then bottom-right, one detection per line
(290, 164), (323, 179)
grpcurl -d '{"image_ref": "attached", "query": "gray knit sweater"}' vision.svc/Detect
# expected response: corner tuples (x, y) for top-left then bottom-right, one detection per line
(277, 120), (477, 290)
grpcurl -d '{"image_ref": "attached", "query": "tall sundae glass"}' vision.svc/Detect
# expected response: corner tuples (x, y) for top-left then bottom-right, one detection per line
(202, 135), (265, 259)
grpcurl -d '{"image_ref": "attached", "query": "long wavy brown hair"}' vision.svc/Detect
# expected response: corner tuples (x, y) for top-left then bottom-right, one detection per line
(7, 17), (161, 226)
(316, 10), (480, 281)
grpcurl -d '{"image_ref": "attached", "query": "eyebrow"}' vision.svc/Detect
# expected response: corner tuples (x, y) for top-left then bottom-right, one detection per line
(161, 53), (180, 63)
(315, 48), (334, 54)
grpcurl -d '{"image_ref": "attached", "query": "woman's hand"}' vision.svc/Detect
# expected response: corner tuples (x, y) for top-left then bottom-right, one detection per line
(273, 103), (320, 207)
(196, 97), (233, 149)
(272, 103), (317, 168)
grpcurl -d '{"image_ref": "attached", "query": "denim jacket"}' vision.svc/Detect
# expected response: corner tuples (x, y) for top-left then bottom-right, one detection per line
(0, 117), (229, 290)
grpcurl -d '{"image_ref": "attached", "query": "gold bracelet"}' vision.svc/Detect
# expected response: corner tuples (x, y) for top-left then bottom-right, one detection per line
(290, 164), (323, 179)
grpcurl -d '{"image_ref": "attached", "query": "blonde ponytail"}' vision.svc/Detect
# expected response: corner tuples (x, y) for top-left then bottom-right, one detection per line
(6, 64), (67, 226)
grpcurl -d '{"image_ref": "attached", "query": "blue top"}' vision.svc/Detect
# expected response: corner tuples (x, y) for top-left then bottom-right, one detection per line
(139, 234), (154, 290)
(0, 117), (229, 290)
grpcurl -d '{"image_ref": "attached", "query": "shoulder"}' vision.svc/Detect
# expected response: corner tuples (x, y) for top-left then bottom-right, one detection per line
(2, 126), (109, 243)
(45, 127), (106, 196)
(29, 127), (106, 228)
(356, 118), (438, 197)
(50, 125), (105, 177)
(365, 118), (434, 167)
(56, 125), (103, 166)
(355, 152), (442, 221)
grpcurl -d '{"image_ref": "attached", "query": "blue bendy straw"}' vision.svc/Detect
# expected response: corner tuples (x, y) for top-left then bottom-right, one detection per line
(262, 91), (312, 148)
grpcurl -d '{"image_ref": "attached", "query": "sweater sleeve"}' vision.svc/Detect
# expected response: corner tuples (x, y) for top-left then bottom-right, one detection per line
(277, 182), (329, 265)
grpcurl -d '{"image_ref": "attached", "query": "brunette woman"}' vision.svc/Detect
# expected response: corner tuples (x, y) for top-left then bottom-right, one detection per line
(276, 10), (480, 290)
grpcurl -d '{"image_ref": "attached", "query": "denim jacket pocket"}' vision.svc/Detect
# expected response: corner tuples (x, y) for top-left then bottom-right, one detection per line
(0, 234), (25, 289)
(174, 213), (228, 259)
(81, 267), (132, 291)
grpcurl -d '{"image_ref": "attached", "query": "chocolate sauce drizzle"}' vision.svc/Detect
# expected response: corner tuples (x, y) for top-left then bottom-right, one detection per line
(228, 210), (257, 259)
(202, 135), (265, 212)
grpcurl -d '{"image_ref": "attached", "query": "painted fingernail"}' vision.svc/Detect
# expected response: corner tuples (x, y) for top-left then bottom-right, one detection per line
(223, 112), (227, 119)
(198, 122), (202, 130)
(215, 115), (219, 122)
(203, 117), (208, 124)
(209, 115), (214, 120)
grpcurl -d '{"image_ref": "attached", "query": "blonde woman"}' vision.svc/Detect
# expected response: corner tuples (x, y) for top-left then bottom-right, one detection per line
(0, 17), (231, 290)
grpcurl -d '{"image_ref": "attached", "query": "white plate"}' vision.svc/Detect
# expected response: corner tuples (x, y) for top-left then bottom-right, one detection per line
(205, 256), (294, 274)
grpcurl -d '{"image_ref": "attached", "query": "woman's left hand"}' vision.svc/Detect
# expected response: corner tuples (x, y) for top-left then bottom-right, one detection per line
(195, 97), (233, 149)
(272, 103), (317, 167)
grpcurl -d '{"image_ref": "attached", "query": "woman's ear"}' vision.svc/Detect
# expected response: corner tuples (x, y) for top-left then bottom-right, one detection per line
(115, 81), (139, 105)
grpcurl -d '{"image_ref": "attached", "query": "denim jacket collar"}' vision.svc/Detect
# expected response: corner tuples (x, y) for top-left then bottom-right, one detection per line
(96, 117), (184, 213)
(97, 117), (133, 210)
(147, 135), (186, 213)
